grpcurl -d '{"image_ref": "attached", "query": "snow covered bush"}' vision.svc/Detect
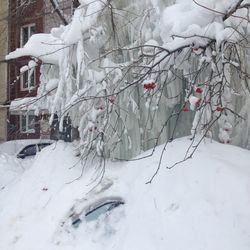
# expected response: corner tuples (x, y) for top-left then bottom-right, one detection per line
(6, 0), (250, 161)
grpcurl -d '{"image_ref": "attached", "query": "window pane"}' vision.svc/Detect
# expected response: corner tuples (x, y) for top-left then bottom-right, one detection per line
(21, 145), (37, 156)
(28, 115), (35, 130)
(22, 71), (28, 89)
(38, 143), (51, 151)
(21, 25), (35, 47)
(21, 115), (27, 132)
(20, 113), (35, 133)
(29, 69), (35, 87)
(22, 27), (29, 46)
(30, 25), (35, 37)
(85, 201), (124, 222)
(21, 69), (35, 90)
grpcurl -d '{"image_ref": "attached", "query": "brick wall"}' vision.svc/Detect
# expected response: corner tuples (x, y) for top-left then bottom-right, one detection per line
(0, 0), (8, 141)
(6, 0), (78, 141)
(7, 0), (44, 140)
(9, 0), (44, 100)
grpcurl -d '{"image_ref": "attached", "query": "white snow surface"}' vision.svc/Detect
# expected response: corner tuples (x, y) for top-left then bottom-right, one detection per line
(10, 97), (38, 112)
(6, 34), (64, 64)
(0, 137), (250, 250)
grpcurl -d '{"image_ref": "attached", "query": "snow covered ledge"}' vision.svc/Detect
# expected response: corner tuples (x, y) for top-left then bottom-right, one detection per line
(6, 33), (64, 65)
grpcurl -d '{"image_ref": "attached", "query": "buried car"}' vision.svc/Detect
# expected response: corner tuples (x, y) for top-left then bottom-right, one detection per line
(0, 139), (55, 159)
(55, 195), (126, 244)
(70, 197), (125, 227)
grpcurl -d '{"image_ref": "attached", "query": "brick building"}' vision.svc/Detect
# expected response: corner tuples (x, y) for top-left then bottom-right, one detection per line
(6, 0), (75, 141)
(0, 0), (9, 142)
(7, 0), (44, 140)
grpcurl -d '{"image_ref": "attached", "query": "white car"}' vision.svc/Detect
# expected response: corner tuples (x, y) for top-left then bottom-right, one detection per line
(0, 139), (54, 159)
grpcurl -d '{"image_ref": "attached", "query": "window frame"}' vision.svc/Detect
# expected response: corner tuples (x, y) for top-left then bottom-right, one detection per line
(20, 111), (36, 134)
(20, 23), (35, 47)
(20, 67), (36, 91)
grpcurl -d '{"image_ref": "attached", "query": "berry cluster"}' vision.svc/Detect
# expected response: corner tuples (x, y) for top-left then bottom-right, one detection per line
(143, 82), (156, 90)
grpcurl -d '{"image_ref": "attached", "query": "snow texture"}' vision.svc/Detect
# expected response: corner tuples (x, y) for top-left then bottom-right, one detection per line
(0, 138), (250, 250)
(5, 0), (250, 158)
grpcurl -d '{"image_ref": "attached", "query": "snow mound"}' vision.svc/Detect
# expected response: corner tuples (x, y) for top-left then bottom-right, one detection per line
(0, 138), (250, 250)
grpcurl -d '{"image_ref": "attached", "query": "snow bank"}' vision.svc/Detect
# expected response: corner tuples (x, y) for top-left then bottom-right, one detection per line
(0, 138), (250, 250)
(0, 149), (34, 190)
(0, 154), (28, 189)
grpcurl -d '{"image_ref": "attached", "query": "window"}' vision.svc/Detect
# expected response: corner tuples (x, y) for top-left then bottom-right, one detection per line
(20, 112), (36, 133)
(20, 68), (36, 91)
(38, 143), (52, 151)
(71, 197), (125, 228)
(85, 201), (124, 222)
(20, 24), (35, 47)
(18, 144), (37, 158)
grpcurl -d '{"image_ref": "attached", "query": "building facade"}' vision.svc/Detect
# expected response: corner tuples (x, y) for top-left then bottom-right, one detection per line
(7, 0), (44, 140)
(0, 0), (9, 142)
(7, 0), (75, 141)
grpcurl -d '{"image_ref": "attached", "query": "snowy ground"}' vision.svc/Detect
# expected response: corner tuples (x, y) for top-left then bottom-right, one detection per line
(0, 137), (250, 250)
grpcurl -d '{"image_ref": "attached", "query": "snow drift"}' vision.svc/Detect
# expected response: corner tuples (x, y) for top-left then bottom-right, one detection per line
(0, 138), (250, 250)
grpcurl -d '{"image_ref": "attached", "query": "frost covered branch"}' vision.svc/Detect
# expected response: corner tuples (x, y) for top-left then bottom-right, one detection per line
(49, 0), (68, 25)
(5, 0), (250, 179)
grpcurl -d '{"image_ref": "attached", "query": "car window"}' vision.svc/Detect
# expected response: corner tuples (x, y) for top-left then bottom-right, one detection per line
(85, 201), (124, 222)
(19, 144), (37, 157)
(38, 143), (51, 151)
(71, 198), (124, 228)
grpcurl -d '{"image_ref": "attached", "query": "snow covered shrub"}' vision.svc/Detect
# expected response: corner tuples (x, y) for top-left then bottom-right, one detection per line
(6, 0), (250, 161)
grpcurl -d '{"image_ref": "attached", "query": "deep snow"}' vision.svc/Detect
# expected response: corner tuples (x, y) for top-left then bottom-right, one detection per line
(0, 137), (250, 250)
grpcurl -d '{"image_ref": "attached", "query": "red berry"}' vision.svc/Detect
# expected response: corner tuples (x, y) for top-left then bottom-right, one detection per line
(108, 97), (115, 104)
(143, 82), (156, 90)
(150, 82), (156, 89)
(196, 98), (202, 107)
(216, 107), (224, 112)
(195, 87), (203, 93)
(182, 107), (189, 112)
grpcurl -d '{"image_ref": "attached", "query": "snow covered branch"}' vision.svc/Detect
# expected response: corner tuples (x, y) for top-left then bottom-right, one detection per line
(5, 0), (250, 166)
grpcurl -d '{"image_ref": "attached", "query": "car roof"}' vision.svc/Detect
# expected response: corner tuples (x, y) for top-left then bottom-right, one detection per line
(0, 139), (55, 155)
